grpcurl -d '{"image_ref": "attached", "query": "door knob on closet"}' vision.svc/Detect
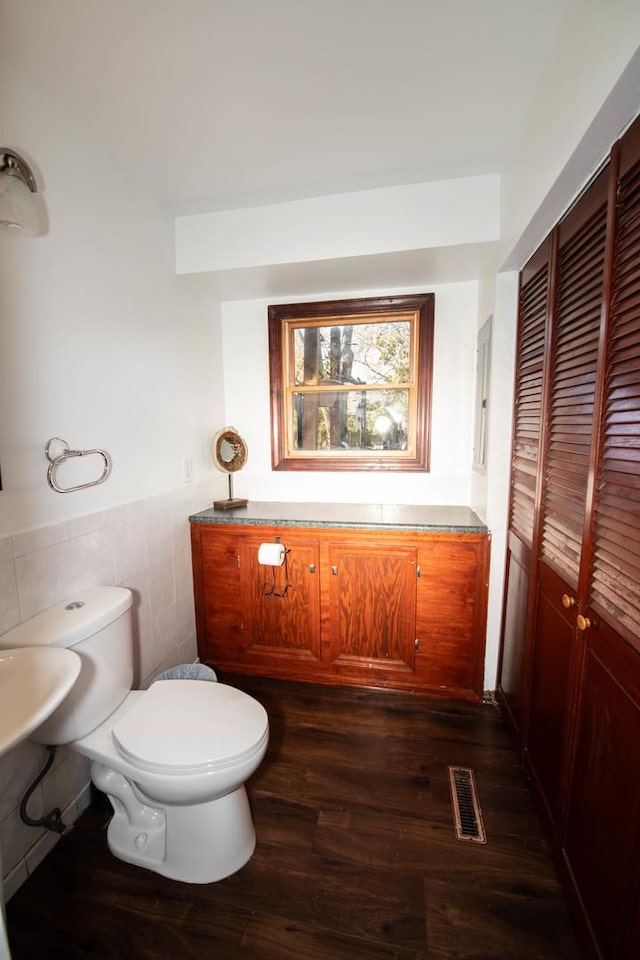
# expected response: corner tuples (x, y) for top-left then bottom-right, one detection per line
(562, 594), (576, 609)
(576, 614), (592, 631)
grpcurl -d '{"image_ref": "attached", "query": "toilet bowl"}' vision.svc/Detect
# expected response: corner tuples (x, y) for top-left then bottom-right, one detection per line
(0, 587), (269, 884)
(77, 681), (268, 882)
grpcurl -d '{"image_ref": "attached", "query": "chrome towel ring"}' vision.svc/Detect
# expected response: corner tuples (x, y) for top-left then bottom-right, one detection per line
(45, 437), (112, 493)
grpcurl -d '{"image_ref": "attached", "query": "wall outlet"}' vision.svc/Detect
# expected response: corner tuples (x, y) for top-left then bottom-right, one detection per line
(183, 457), (193, 484)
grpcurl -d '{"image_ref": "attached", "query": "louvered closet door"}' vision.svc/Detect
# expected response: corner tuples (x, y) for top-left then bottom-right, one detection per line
(497, 241), (549, 740)
(527, 170), (609, 833)
(590, 148), (640, 651)
(540, 172), (609, 586)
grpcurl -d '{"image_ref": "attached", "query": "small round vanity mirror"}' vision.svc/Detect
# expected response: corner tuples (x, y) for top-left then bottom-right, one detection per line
(211, 427), (248, 509)
(212, 428), (248, 473)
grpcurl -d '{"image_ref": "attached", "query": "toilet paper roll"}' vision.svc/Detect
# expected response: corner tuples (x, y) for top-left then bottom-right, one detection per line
(258, 542), (286, 566)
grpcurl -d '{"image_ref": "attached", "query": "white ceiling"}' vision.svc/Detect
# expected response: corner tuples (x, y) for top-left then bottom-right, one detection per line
(4, 0), (570, 214)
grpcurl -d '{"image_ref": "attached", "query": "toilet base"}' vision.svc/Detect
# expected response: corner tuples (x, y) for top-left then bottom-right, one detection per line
(91, 762), (257, 883)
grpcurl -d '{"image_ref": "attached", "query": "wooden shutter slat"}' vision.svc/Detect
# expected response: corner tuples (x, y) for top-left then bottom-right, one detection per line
(591, 582), (640, 638)
(605, 408), (640, 423)
(594, 528), (640, 568)
(598, 469), (640, 491)
(552, 330), (602, 357)
(550, 378), (597, 400)
(595, 511), (640, 541)
(609, 326), (640, 354)
(548, 461), (593, 480)
(547, 381), (597, 401)
(597, 486), (640, 511)
(610, 289), (640, 319)
(609, 370), (640, 394)
(551, 401), (598, 417)
(603, 446), (640, 461)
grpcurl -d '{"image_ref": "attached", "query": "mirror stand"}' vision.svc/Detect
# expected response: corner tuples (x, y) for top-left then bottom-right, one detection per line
(212, 427), (249, 510)
(213, 473), (248, 511)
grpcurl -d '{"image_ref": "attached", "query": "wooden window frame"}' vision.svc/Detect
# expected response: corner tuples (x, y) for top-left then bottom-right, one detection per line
(268, 293), (434, 472)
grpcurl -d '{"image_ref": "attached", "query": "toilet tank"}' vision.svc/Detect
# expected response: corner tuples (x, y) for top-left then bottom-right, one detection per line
(0, 586), (134, 745)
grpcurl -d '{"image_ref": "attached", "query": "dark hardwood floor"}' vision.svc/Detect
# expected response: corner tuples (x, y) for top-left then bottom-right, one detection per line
(6, 675), (583, 959)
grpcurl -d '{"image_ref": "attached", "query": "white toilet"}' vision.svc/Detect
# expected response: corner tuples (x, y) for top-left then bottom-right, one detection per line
(0, 586), (269, 884)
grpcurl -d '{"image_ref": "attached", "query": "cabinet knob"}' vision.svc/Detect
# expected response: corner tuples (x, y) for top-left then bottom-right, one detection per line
(331, 565), (338, 576)
(562, 594), (576, 609)
(576, 614), (591, 632)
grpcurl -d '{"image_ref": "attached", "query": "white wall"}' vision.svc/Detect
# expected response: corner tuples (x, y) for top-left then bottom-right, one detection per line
(220, 281), (479, 506)
(501, 1), (640, 264)
(0, 48), (226, 898)
(0, 157), (223, 534)
(176, 174), (500, 274)
(482, 272), (519, 689)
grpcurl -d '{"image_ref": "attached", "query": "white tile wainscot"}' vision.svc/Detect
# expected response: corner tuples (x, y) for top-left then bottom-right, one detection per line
(0, 482), (217, 899)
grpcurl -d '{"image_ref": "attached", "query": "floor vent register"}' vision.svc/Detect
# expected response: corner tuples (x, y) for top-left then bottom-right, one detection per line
(448, 765), (487, 844)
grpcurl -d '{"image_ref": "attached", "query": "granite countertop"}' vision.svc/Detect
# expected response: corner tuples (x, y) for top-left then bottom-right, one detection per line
(189, 501), (488, 533)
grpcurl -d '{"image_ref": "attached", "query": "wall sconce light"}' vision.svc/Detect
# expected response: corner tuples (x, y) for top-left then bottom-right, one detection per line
(0, 149), (41, 236)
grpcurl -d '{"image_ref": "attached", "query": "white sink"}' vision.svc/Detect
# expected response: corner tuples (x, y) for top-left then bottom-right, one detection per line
(0, 646), (81, 759)
(0, 645), (81, 960)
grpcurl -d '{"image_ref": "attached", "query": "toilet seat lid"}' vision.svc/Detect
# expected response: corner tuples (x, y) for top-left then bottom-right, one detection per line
(111, 680), (268, 774)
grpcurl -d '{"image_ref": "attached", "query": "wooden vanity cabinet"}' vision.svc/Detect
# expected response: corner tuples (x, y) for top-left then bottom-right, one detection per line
(191, 521), (490, 701)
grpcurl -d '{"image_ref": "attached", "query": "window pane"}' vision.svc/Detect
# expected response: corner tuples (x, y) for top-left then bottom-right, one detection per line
(291, 388), (410, 452)
(293, 321), (411, 386)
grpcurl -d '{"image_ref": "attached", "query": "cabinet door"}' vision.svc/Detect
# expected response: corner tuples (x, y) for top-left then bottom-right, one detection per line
(416, 535), (488, 698)
(195, 525), (244, 663)
(326, 542), (417, 679)
(240, 535), (322, 666)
